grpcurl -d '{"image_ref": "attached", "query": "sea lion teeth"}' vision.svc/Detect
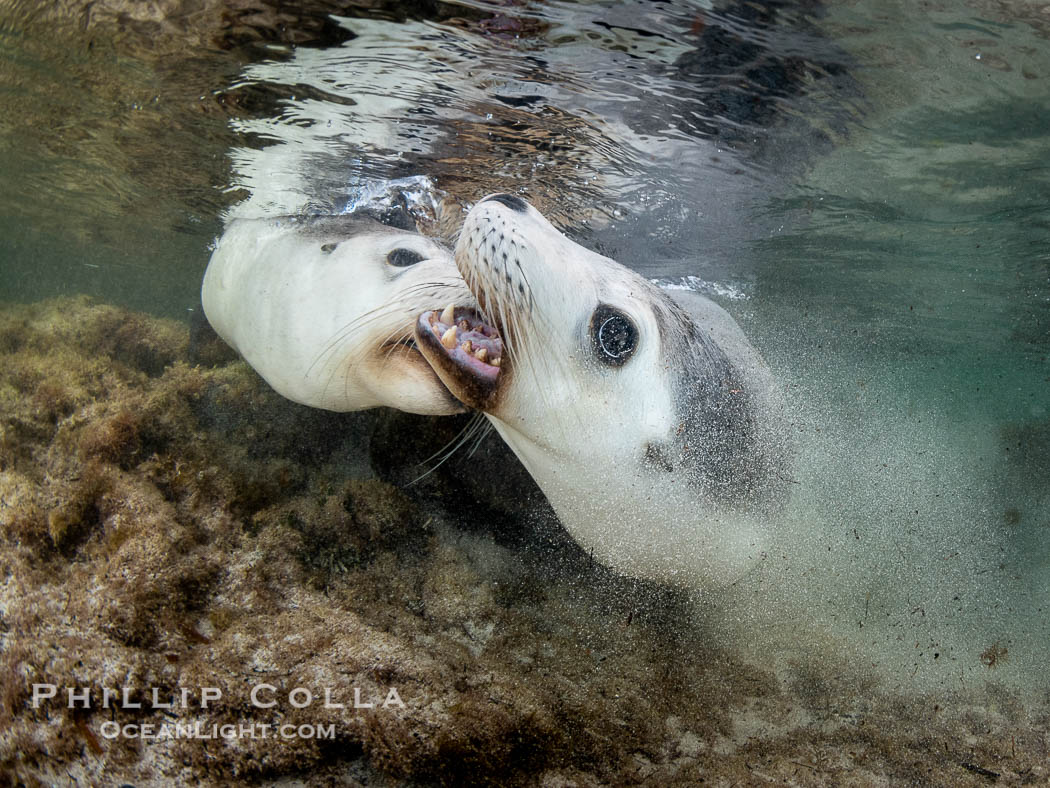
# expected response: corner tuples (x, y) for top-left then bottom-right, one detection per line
(461, 340), (473, 354)
(491, 356), (501, 367)
(458, 319), (470, 332)
(441, 326), (458, 349)
(475, 347), (488, 363)
(440, 303), (455, 325)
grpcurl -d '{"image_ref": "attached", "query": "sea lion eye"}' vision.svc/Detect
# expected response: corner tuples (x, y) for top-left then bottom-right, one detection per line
(590, 304), (638, 366)
(387, 248), (424, 267)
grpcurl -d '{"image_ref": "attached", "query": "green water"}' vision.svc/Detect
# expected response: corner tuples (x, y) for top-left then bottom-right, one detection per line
(742, 3), (1050, 682)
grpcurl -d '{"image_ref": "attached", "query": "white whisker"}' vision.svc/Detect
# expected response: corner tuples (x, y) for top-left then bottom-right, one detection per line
(408, 412), (488, 485)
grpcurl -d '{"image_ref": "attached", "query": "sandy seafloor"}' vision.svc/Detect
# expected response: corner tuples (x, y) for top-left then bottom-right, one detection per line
(0, 295), (1046, 786)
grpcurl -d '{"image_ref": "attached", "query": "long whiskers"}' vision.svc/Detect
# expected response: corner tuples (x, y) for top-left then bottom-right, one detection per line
(465, 417), (493, 458)
(309, 279), (470, 406)
(307, 279), (468, 377)
(408, 412), (491, 485)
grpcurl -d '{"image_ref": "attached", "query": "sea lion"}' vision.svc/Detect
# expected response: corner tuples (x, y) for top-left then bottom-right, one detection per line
(415, 193), (791, 587)
(202, 214), (473, 415)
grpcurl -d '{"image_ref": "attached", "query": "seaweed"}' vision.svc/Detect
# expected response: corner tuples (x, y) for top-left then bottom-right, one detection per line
(2, 297), (1049, 786)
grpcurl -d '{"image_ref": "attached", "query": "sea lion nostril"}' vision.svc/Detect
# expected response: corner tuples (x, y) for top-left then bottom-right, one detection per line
(483, 193), (529, 213)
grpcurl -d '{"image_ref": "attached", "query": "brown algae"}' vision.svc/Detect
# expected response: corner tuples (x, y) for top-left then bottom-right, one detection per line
(0, 296), (1047, 786)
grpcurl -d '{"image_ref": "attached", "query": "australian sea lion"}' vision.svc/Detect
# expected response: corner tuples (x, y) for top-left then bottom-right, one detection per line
(416, 193), (791, 586)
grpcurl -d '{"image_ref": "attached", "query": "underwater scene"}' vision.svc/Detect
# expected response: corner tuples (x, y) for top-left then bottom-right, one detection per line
(1, 0), (1048, 784)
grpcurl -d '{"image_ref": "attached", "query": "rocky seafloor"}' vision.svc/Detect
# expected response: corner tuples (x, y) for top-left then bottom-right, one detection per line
(1, 296), (1047, 786)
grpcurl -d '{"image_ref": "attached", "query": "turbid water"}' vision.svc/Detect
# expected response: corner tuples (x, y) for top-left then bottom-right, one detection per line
(1, 0), (1048, 783)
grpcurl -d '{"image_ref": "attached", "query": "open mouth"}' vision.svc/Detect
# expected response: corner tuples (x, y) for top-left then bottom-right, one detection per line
(414, 304), (504, 409)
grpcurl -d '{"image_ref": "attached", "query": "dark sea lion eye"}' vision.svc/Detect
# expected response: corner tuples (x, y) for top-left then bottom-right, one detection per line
(590, 304), (638, 366)
(387, 248), (425, 267)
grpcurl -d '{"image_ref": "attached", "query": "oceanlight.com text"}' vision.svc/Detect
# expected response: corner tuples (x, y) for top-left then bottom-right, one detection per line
(99, 721), (336, 741)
